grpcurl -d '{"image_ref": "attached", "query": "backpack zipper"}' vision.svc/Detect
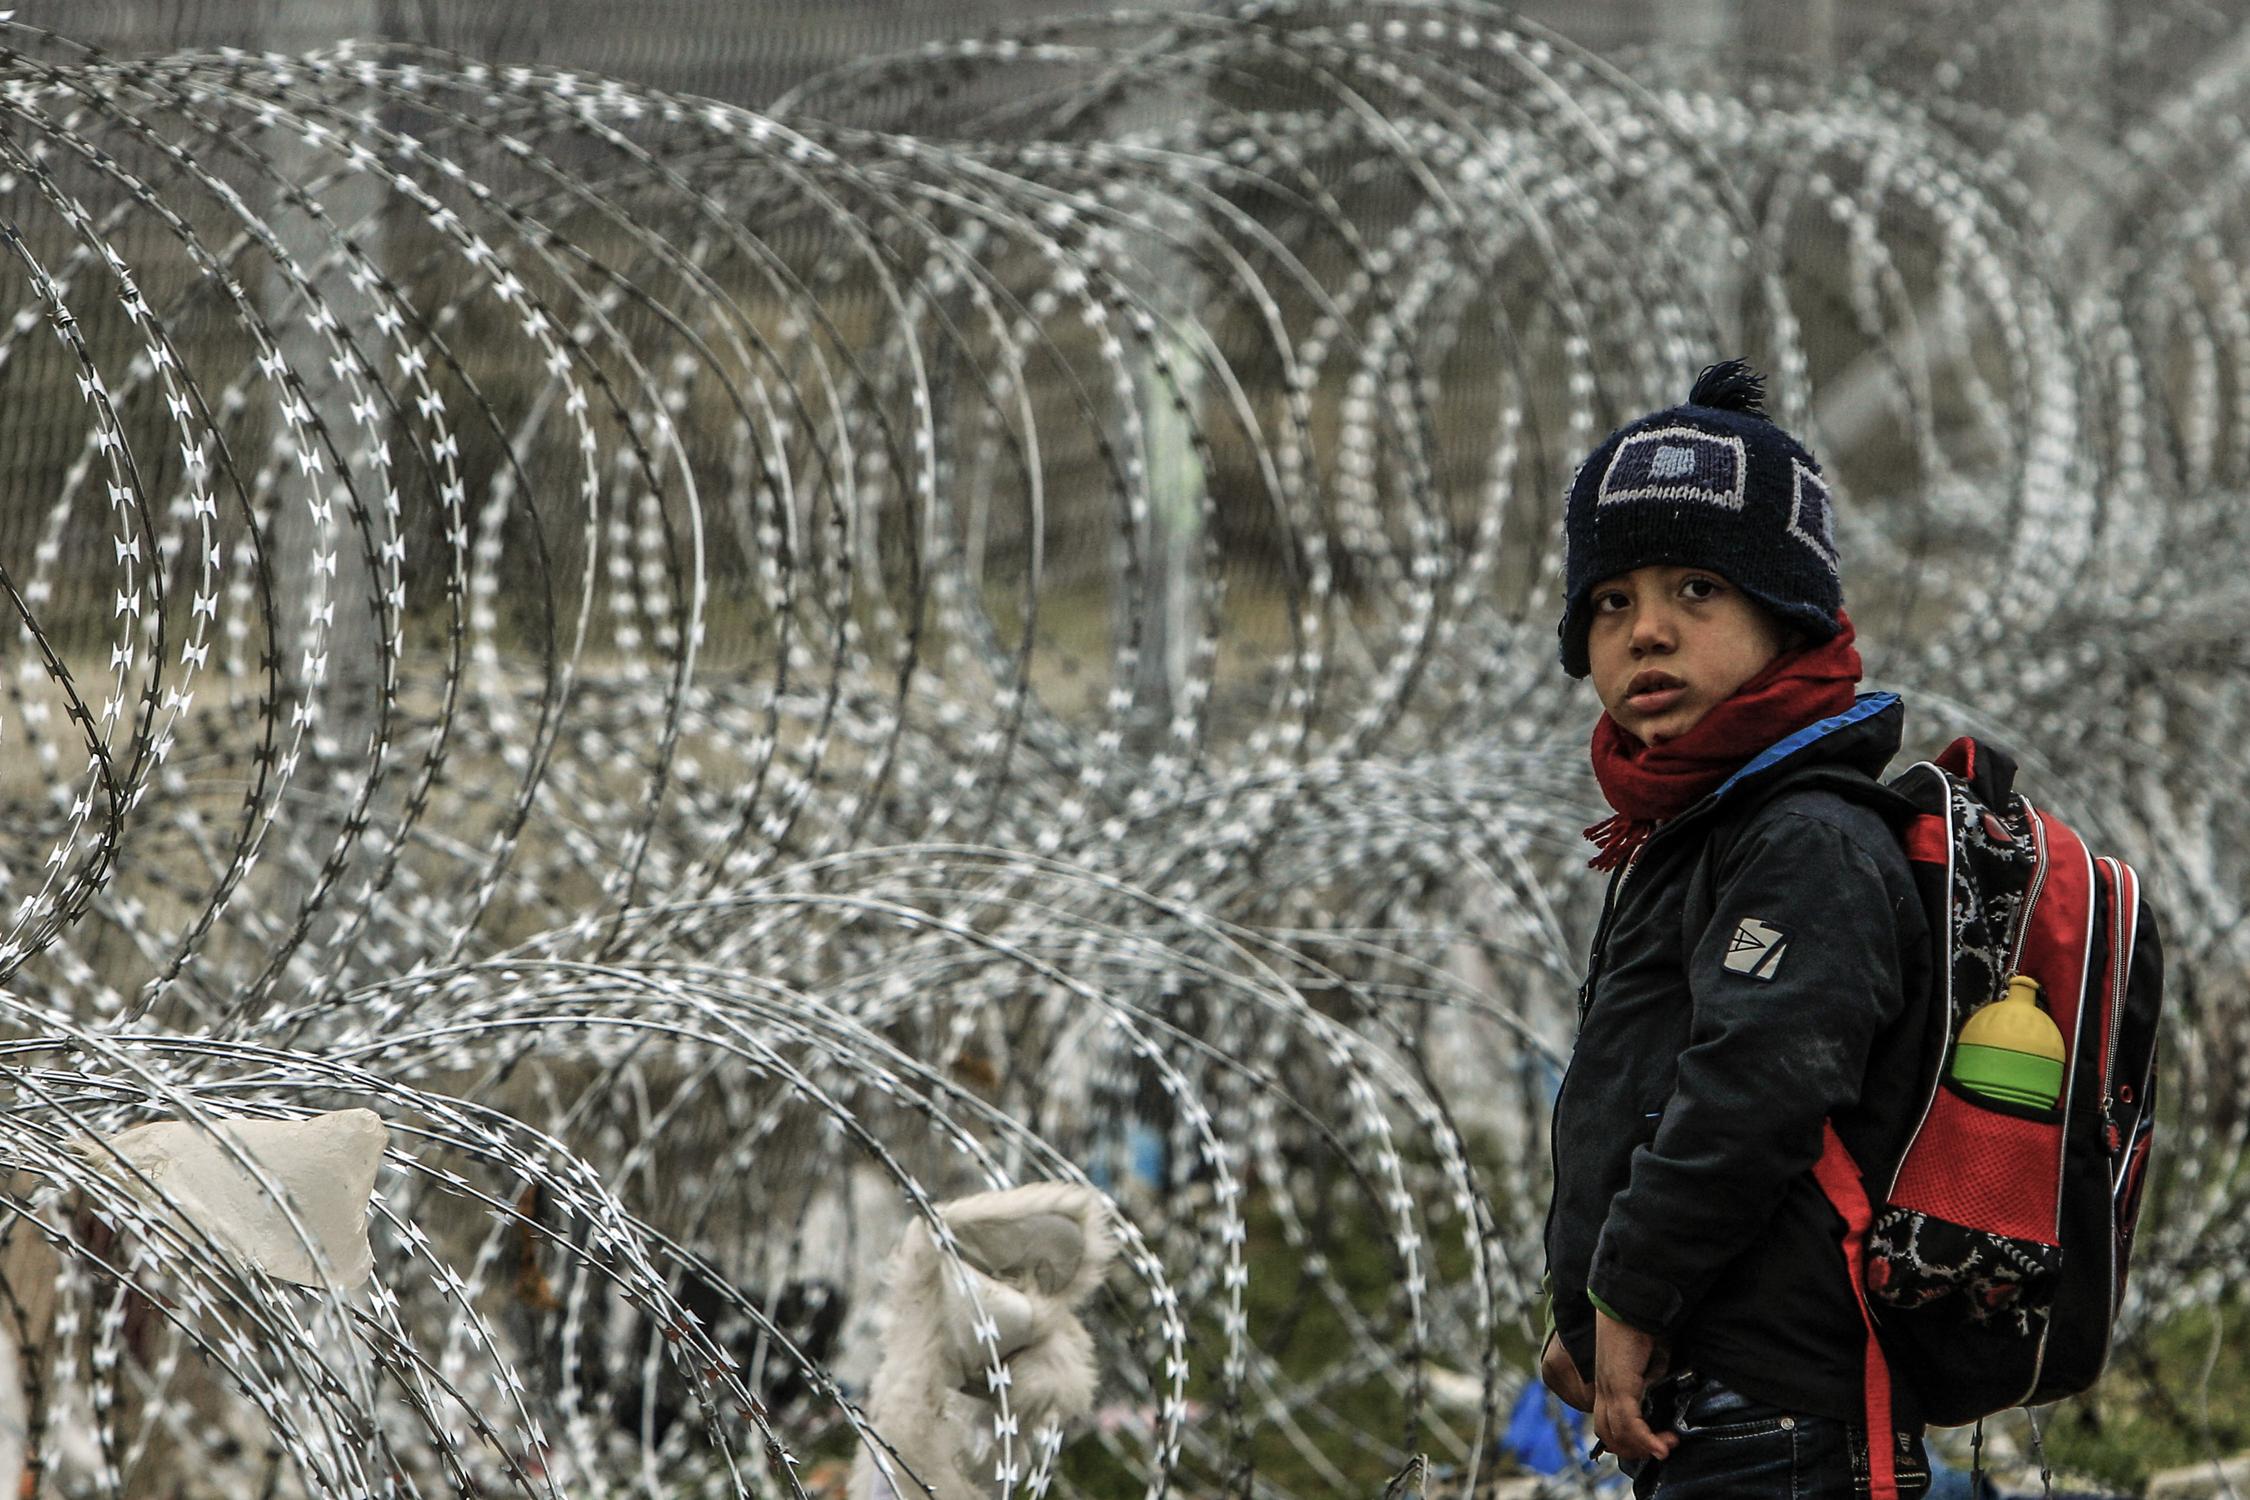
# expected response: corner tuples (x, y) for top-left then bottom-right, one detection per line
(1883, 762), (1962, 1200)
(1889, 776), (2067, 1406)
(2023, 806), (2063, 1404)
(2001, 802), (2052, 979)
(2096, 858), (2136, 1134)
(2096, 856), (2139, 1334)
(2011, 805), (2096, 1408)
(2113, 1051), (2157, 1217)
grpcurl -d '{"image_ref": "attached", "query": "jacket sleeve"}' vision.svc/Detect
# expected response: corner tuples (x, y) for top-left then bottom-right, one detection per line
(1585, 807), (1911, 1335)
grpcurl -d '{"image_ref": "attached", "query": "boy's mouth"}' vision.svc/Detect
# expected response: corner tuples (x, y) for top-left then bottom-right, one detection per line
(1624, 669), (1687, 715)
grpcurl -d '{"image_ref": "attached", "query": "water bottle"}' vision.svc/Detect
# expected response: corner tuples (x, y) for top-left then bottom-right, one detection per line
(1950, 974), (2066, 1110)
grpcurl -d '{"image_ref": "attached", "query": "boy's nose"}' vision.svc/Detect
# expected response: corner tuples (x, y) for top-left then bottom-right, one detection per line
(1629, 608), (1677, 654)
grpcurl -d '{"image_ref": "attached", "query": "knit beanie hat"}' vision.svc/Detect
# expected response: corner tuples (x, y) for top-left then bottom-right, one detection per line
(1556, 360), (1843, 678)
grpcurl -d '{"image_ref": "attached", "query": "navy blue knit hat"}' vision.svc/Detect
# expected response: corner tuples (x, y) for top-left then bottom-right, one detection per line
(1556, 360), (1843, 678)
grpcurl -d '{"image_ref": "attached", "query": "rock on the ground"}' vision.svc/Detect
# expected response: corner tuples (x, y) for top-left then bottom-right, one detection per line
(2146, 1454), (2250, 1499)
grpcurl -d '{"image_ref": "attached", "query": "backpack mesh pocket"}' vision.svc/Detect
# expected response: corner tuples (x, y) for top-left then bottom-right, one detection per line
(1888, 1084), (2062, 1242)
(1871, 1082), (2066, 1334)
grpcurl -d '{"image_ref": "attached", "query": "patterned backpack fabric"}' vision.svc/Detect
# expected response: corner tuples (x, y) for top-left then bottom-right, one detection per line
(1834, 736), (2165, 1431)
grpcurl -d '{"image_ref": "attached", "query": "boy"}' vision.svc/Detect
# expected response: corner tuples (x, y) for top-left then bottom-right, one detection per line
(1538, 362), (1938, 1497)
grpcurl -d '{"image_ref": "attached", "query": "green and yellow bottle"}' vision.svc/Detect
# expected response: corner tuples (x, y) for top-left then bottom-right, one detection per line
(1951, 974), (2066, 1110)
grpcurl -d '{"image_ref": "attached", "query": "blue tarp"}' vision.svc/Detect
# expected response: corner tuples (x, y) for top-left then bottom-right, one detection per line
(1502, 1380), (1597, 1478)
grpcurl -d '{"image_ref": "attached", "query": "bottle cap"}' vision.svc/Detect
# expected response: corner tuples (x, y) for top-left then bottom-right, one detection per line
(1958, 975), (2066, 1064)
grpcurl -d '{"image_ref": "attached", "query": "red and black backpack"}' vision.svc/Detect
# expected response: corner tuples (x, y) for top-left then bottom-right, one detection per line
(1815, 736), (2165, 1491)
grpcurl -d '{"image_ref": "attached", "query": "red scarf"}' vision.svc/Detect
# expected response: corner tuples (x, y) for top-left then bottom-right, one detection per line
(1585, 613), (1862, 870)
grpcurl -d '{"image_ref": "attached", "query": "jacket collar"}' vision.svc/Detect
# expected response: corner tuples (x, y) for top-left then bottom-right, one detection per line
(1711, 691), (1902, 800)
(1649, 692), (1903, 849)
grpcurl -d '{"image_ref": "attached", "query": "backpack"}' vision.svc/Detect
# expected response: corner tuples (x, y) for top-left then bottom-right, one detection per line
(1686, 729), (2165, 1498)
(1843, 735), (2165, 1431)
(1692, 733), (2160, 1493)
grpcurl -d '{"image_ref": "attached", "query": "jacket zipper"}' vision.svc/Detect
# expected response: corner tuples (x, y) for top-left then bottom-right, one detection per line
(1576, 850), (1642, 1024)
(1544, 846), (1645, 1289)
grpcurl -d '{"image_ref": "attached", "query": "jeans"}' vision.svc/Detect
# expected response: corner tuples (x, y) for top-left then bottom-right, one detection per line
(1627, 1372), (1931, 1499)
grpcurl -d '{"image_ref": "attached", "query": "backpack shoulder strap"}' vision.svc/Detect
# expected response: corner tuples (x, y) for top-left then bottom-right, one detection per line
(1932, 734), (2019, 809)
(1813, 1123), (1902, 1500)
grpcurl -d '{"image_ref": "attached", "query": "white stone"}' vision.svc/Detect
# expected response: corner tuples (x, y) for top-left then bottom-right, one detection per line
(2147, 1455), (2250, 1499)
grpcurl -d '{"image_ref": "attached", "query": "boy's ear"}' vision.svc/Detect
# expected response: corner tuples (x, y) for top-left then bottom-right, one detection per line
(1757, 601), (1809, 655)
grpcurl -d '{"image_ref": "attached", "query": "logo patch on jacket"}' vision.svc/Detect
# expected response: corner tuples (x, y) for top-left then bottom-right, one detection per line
(1723, 917), (1790, 980)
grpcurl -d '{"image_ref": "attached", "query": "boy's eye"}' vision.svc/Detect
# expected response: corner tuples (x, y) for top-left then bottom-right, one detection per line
(1593, 590), (1629, 614)
(1680, 575), (1725, 602)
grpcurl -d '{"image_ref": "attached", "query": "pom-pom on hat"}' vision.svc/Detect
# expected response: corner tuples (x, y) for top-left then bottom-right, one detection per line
(1555, 359), (1844, 678)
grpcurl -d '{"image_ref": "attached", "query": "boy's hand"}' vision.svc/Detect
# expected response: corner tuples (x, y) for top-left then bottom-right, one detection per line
(1538, 1332), (1593, 1412)
(1591, 1307), (1678, 1463)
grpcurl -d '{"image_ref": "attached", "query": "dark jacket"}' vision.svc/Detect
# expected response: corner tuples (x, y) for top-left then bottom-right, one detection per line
(1544, 693), (1940, 1424)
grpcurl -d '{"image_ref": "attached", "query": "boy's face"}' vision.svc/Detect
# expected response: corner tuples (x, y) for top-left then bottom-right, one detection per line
(1586, 564), (1791, 746)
